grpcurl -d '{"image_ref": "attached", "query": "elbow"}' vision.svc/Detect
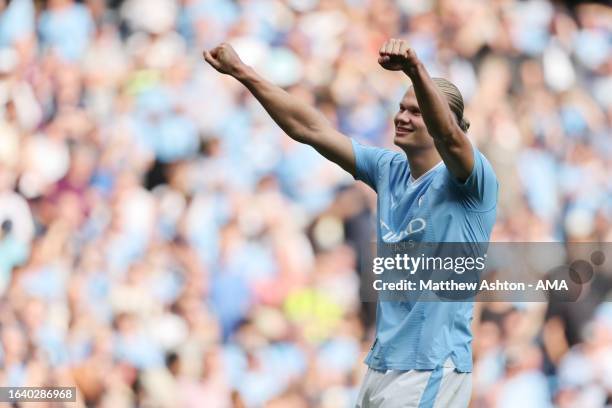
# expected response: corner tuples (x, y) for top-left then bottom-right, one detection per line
(426, 111), (456, 139)
(431, 128), (459, 147)
(291, 127), (320, 145)
(430, 119), (464, 145)
(299, 121), (328, 144)
(285, 118), (317, 144)
(432, 126), (468, 154)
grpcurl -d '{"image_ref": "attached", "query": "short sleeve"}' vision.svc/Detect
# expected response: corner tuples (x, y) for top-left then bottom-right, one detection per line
(449, 145), (498, 211)
(351, 139), (392, 192)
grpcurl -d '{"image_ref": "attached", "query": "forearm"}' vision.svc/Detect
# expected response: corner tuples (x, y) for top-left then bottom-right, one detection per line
(205, 43), (354, 174)
(403, 60), (473, 180)
(403, 63), (460, 144)
(235, 66), (330, 144)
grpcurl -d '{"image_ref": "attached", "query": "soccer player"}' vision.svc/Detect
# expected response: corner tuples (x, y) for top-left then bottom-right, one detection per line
(204, 38), (498, 407)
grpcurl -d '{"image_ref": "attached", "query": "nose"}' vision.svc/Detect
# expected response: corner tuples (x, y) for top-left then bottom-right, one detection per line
(395, 111), (412, 126)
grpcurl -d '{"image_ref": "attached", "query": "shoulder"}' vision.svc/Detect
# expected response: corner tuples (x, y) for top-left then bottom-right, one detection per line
(352, 139), (404, 166)
(351, 139), (406, 190)
(442, 145), (498, 211)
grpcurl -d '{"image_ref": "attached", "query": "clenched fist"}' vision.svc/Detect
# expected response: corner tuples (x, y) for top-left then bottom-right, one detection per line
(203, 43), (246, 77)
(378, 39), (419, 72)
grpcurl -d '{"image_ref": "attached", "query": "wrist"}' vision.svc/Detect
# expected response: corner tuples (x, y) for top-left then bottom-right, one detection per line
(402, 60), (423, 79)
(234, 64), (253, 82)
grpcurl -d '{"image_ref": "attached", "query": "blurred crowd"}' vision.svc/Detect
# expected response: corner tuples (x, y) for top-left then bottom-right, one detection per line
(0, 0), (611, 406)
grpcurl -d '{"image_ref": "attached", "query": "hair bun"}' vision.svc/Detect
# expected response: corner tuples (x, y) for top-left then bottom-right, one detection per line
(460, 117), (470, 132)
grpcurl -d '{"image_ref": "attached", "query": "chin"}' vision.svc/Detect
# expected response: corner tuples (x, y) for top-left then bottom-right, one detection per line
(394, 133), (434, 150)
(393, 133), (415, 146)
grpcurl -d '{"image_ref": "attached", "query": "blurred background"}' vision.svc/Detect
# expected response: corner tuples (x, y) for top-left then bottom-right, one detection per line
(0, 0), (611, 406)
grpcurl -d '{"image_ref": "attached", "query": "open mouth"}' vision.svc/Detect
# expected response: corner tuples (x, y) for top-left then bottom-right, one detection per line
(395, 127), (415, 135)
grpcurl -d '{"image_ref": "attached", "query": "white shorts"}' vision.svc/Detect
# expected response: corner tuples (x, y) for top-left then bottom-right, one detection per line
(355, 363), (472, 408)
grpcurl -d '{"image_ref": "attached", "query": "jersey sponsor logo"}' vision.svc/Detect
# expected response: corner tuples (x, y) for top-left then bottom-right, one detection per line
(381, 218), (426, 242)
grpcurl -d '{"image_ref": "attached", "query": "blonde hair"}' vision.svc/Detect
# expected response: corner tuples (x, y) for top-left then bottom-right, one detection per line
(432, 77), (470, 132)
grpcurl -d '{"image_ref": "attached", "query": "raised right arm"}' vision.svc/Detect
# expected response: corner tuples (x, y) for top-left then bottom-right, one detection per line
(204, 43), (355, 176)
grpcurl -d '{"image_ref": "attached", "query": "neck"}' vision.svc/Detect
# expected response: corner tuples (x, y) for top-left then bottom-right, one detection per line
(401, 146), (442, 180)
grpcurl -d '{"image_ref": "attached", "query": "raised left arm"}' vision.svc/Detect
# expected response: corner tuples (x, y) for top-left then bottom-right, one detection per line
(379, 39), (474, 181)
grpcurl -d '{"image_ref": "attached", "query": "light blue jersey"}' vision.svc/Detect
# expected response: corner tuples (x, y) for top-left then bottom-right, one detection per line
(351, 139), (498, 372)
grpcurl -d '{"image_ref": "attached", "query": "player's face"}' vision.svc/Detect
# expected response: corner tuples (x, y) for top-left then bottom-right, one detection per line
(393, 87), (433, 149)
